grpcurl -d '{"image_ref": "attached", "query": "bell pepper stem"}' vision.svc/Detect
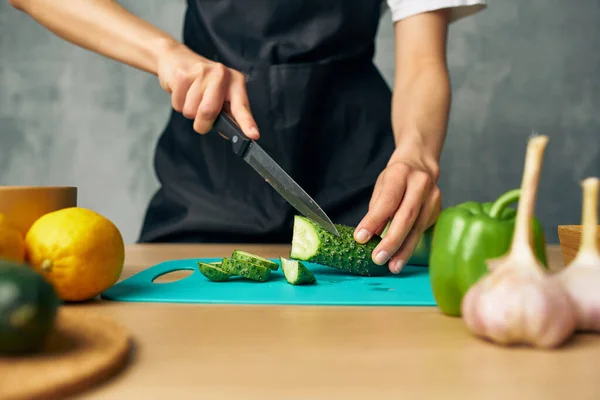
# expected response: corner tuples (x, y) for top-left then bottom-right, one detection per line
(488, 189), (521, 219)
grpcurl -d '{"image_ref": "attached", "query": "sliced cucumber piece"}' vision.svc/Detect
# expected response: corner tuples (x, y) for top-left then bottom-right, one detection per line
(198, 262), (231, 282)
(280, 257), (316, 285)
(289, 216), (321, 260)
(220, 258), (271, 282)
(290, 215), (389, 277)
(231, 250), (279, 271)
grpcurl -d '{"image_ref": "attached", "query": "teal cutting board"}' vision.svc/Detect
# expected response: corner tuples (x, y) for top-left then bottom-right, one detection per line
(100, 258), (437, 306)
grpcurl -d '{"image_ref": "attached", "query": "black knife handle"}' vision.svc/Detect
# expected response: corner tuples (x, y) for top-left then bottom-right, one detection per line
(213, 112), (252, 156)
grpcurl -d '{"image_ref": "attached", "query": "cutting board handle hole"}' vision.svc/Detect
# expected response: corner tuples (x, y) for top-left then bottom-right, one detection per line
(152, 269), (194, 284)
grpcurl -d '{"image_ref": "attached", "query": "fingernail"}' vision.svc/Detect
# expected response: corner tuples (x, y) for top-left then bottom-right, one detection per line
(374, 250), (390, 265)
(390, 259), (405, 274)
(355, 228), (369, 243)
(249, 127), (259, 137)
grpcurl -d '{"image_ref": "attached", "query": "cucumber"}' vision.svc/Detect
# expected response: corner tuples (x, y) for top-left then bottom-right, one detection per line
(220, 257), (271, 282)
(231, 250), (278, 271)
(289, 215), (389, 276)
(280, 257), (316, 285)
(0, 260), (60, 354)
(197, 261), (231, 282)
(208, 261), (224, 269)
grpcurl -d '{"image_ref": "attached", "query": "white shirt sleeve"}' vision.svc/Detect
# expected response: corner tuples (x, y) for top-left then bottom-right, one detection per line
(385, 0), (487, 23)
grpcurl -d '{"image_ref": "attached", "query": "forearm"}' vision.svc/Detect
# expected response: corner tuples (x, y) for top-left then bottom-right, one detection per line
(391, 62), (451, 165)
(9, 0), (182, 75)
(389, 9), (452, 176)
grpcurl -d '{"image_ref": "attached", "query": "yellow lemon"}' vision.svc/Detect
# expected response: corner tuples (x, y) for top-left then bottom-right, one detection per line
(24, 207), (124, 302)
(0, 212), (26, 263)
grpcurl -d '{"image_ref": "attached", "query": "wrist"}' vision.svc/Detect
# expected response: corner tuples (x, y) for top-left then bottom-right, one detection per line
(391, 62), (450, 164)
(388, 140), (441, 182)
(153, 38), (215, 80)
(150, 37), (190, 71)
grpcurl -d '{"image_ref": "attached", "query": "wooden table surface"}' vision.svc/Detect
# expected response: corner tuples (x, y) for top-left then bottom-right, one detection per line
(73, 244), (600, 400)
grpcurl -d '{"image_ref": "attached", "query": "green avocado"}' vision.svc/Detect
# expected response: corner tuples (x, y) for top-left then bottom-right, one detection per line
(0, 260), (61, 355)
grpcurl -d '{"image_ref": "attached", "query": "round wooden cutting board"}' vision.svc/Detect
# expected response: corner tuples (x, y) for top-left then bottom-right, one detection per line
(0, 306), (132, 400)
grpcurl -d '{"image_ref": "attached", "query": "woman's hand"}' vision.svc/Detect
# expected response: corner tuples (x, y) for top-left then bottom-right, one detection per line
(354, 8), (451, 275)
(156, 43), (260, 139)
(354, 147), (442, 274)
(8, 0), (260, 139)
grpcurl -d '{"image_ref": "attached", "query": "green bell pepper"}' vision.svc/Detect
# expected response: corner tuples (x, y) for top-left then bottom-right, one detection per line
(428, 189), (548, 317)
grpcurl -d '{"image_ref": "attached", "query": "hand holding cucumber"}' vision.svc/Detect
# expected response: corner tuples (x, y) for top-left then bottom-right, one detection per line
(354, 151), (442, 275)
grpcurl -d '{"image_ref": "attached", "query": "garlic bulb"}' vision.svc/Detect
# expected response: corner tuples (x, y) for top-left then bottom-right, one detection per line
(554, 177), (600, 332)
(461, 134), (577, 348)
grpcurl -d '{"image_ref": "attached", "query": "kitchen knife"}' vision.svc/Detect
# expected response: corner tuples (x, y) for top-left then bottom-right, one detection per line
(212, 112), (340, 237)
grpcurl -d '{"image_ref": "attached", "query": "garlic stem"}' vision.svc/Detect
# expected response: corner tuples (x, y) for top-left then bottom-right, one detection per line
(578, 177), (599, 258)
(509, 134), (549, 264)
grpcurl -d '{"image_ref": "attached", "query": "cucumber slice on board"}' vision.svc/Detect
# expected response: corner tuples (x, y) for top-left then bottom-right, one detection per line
(280, 257), (316, 285)
(231, 250), (279, 271)
(220, 258), (271, 282)
(289, 215), (389, 277)
(197, 262), (231, 282)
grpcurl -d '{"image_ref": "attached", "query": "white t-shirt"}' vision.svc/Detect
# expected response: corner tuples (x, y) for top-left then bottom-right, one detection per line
(385, 0), (487, 23)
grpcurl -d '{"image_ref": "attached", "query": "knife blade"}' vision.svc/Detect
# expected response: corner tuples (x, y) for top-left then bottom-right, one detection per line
(212, 112), (340, 237)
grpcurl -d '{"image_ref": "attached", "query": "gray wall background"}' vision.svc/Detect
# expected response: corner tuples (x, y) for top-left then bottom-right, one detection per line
(1, 1), (598, 244)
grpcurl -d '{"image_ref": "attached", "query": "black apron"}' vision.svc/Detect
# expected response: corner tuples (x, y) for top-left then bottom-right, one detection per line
(138, 0), (396, 244)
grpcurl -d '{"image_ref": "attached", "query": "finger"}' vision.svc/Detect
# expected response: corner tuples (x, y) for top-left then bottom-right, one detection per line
(389, 186), (441, 274)
(228, 72), (260, 140)
(193, 65), (229, 134)
(194, 76), (228, 134)
(355, 175), (385, 240)
(368, 174), (384, 210)
(170, 71), (194, 113)
(181, 78), (205, 120)
(372, 172), (433, 267)
(373, 219), (389, 237)
(354, 166), (409, 245)
(426, 192), (442, 228)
